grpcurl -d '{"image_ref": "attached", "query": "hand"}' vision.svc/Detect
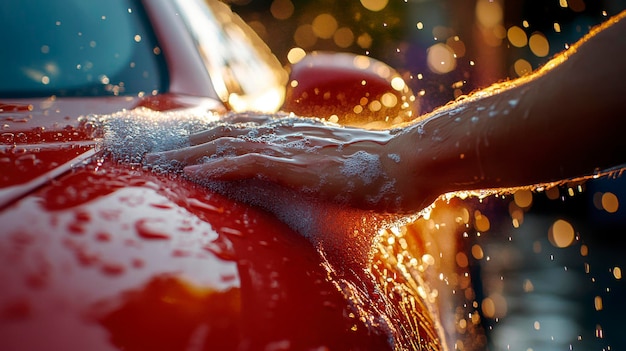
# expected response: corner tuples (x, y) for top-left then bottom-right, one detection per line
(145, 114), (433, 213)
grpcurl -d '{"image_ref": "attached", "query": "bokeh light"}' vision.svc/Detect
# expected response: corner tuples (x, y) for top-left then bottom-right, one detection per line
(390, 76), (405, 91)
(475, 0), (502, 28)
(513, 58), (532, 76)
(426, 43), (456, 74)
(333, 27), (354, 48)
(270, 0), (294, 20)
(481, 293), (507, 318)
(513, 189), (533, 208)
(293, 24), (317, 48)
(601, 192), (619, 213)
(567, 0), (587, 12)
(614, 267), (622, 280)
(356, 33), (372, 49)
(473, 210), (490, 232)
(287, 47), (306, 64)
(548, 219), (575, 248)
(507, 26), (527, 47)
(472, 244), (484, 260)
(312, 13), (338, 39)
(529, 32), (550, 57)
(360, 0), (388, 12)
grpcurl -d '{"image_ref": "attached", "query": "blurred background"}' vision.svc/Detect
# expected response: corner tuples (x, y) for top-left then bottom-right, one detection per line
(228, 0), (626, 113)
(226, 1), (626, 350)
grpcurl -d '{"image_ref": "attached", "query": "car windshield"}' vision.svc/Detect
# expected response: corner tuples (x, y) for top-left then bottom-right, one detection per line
(0, 0), (168, 98)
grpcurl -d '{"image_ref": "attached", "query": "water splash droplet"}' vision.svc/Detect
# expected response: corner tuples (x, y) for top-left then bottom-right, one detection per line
(186, 198), (225, 213)
(219, 227), (243, 237)
(100, 261), (126, 276)
(204, 235), (236, 261)
(95, 232), (112, 242)
(1, 132), (15, 143)
(135, 218), (170, 240)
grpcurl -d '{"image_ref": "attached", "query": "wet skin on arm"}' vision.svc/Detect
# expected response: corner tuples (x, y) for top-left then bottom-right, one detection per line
(148, 11), (626, 215)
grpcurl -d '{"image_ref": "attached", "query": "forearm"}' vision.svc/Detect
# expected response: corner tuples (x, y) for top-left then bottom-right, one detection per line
(400, 11), (626, 195)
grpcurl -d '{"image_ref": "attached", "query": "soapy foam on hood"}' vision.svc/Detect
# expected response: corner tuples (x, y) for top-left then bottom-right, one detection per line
(96, 107), (220, 165)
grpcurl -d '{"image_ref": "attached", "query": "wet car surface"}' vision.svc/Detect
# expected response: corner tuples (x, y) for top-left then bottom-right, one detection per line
(0, 160), (399, 349)
(5, 0), (626, 350)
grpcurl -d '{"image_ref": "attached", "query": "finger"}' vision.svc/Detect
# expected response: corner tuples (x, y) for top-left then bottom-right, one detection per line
(145, 143), (216, 166)
(266, 122), (346, 140)
(146, 138), (288, 165)
(189, 125), (251, 145)
(192, 126), (344, 150)
(189, 123), (292, 145)
(183, 153), (323, 189)
(265, 122), (392, 144)
(221, 112), (277, 125)
(196, 117), (340, 142)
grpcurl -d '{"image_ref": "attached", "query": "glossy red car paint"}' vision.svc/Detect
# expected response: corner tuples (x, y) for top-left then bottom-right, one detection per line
(0, 1), (439, 350)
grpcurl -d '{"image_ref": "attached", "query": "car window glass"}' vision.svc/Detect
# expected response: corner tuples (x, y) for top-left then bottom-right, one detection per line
(0, 0), (168, 98)
(173, 0), (288, 112)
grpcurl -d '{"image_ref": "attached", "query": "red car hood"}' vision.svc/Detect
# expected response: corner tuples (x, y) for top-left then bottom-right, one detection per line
(0, 94), (224, 205)
(0, 95), (442, 350)
(1, 158), (403, 350)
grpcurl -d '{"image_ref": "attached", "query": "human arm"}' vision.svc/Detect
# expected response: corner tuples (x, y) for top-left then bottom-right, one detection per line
(148, 12), (626, 214)
(402, 10), (626, 201)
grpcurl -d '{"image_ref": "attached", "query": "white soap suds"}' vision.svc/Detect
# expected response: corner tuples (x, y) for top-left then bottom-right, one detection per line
(387, 153), (401, 163)
(98, 107), (220, 165)
(341, 151), (382, 185)
(365, 179), (397, 205)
